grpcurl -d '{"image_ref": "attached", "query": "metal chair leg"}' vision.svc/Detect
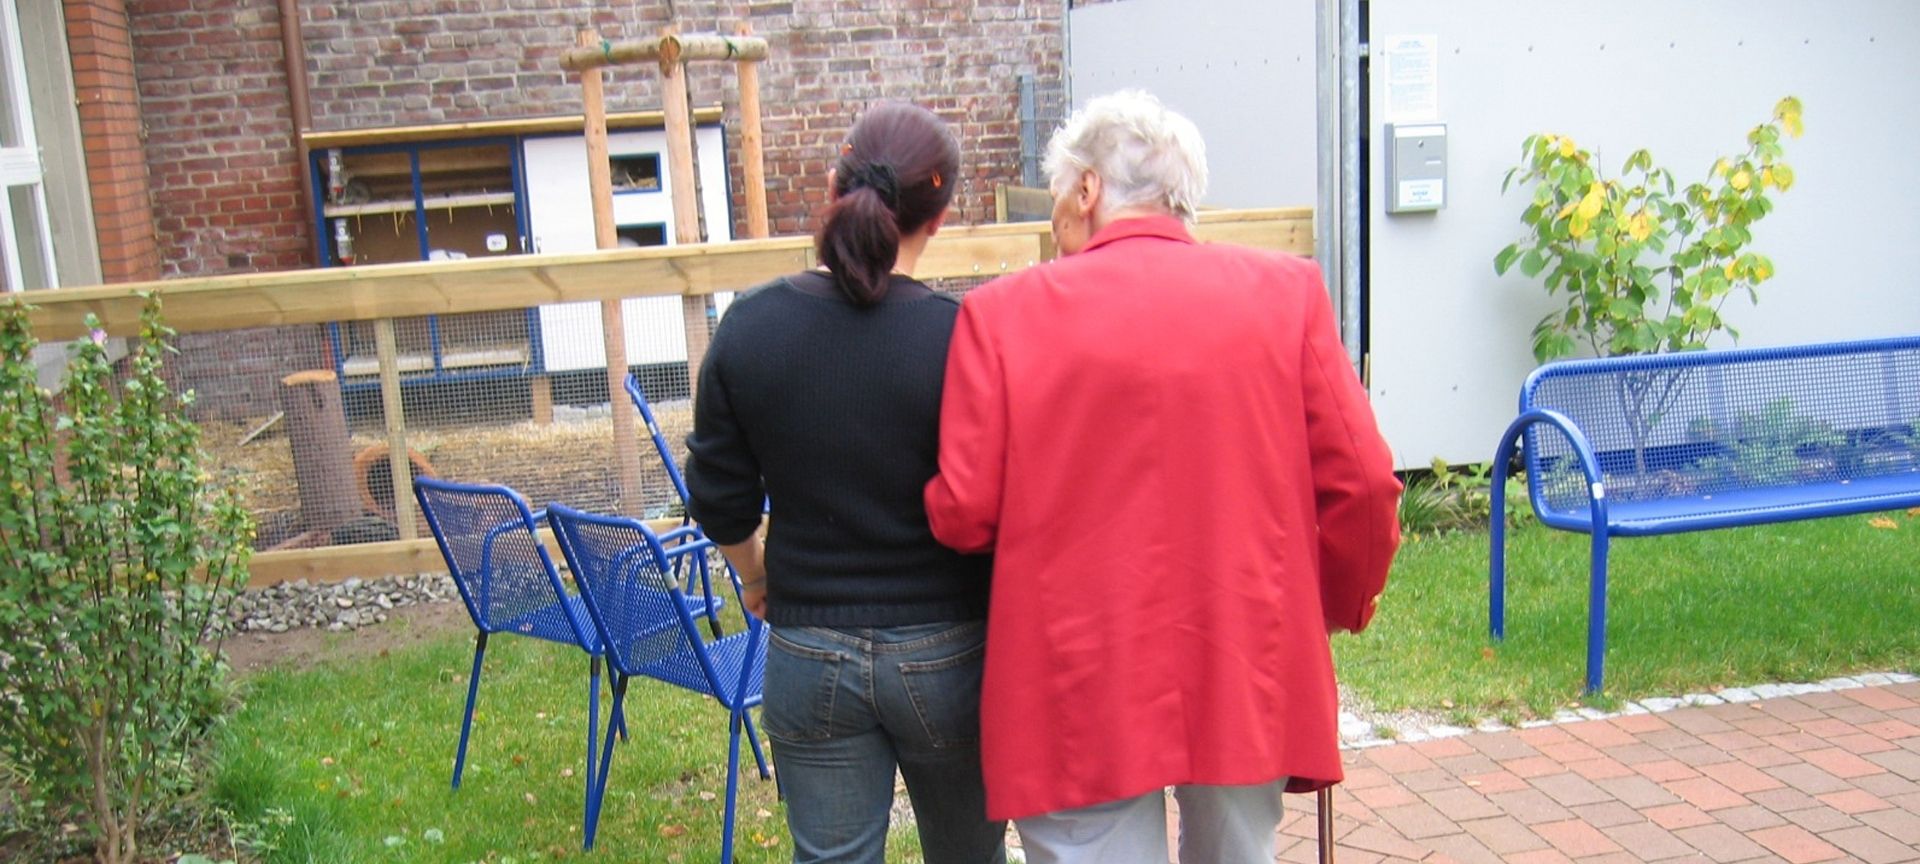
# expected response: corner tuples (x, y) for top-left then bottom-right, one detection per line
(452, 631), (489, 790)
(585, 655), (601, 833)
(720, 708), (745, 864)
(584, 674), (629, 851)
(741, 708), (771, 780)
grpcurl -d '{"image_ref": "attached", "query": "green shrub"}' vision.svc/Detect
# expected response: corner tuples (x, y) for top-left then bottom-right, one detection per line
(0, 296), (252, 864)
(1495, 97), (1805, 363)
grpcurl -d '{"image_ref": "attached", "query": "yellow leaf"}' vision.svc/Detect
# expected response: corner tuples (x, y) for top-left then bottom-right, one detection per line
(1569, 212), (1591, 239)
(1773, 164), (1796, 191)
(1628, 211), (1653, 242)
(1724, 262), (1739, 281)
(1576, 185), (1606, 220)
(1869, 517), (1898, 530)
(1761, 167), (1774, 188)
(1729, 170), (1752, 191)
(1712, 158), (1730, 178)
(1556, 201), (1578, 221)
(1776, 96), (1805, 138)
(1908, 507), (1920, 518)
(658, 824), (689, 838)
(1753, 262), (1773, 281)
(1558, 138), (1576, 158)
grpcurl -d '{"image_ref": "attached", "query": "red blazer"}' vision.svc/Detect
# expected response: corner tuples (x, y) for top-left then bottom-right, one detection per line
(926, 215), (1401, 820)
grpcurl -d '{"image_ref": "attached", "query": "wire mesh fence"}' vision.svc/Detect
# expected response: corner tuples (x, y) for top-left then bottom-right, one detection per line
(16, 208), (1313, 582)
(185, 305), (712, 553)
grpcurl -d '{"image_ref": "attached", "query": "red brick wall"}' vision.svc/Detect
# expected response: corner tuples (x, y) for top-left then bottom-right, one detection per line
(121, 0), (1061, 417)
(64, 0), (160, 283)
(295, 0), (1063, 237)
(128, 0), (308, 278)
(127, 0), (1062, 269)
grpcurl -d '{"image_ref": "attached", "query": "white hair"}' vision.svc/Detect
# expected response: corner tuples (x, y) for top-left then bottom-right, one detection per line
(1043, 90), (1209, 225)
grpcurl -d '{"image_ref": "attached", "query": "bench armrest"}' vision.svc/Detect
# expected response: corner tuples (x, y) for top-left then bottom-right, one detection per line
(1492, 408), (1610, 529)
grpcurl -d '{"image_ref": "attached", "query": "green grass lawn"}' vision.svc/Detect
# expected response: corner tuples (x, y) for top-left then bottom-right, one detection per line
(1335, 511), (1920, 721)
(213, 623), (925, 863)
(214, 511), (1919, 861)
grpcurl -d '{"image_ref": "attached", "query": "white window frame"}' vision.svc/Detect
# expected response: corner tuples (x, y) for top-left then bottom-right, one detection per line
(0, 0), (58, 292)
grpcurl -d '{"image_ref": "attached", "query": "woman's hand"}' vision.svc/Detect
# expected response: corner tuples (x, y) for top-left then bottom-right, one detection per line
(742, 579), (769, 620)
(719, 535), (769, 621)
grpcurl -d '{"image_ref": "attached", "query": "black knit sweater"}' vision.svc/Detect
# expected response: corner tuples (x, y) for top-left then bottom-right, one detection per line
(684, 271), (991, 627)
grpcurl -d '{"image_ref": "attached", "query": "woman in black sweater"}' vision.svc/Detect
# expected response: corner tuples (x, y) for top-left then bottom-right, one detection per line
(685, 102), (1004, 864)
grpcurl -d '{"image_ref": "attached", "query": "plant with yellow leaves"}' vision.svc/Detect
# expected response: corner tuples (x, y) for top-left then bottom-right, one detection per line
(1495, 96), (1804, 362)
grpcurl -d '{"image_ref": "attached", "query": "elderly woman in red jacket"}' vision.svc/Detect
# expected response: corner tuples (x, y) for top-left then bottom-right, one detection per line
(924, 90), (1402, 863)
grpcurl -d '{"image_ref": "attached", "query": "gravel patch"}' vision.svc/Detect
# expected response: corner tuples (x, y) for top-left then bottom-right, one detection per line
(231, 573), (459, 634)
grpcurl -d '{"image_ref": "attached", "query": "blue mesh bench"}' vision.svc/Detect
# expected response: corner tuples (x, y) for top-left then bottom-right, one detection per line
(1489, 336), (1920, 692)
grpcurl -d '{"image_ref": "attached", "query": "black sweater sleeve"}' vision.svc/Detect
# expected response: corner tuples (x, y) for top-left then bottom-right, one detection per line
(683, 317), (766, 545)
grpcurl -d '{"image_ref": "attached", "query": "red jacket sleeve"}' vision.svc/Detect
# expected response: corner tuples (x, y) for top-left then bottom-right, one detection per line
(924, 295), (1006, 554)
(1297, 274), (1402, 633)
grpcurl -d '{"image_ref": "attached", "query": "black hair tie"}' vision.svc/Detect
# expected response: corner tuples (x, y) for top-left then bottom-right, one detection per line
(846, 163), (900, 211)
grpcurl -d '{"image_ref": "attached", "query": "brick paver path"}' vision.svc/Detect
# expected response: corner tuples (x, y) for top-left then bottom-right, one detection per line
(1278, 681), (1920, 863)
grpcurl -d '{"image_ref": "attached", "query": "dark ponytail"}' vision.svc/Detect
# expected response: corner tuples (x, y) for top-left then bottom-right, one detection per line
(816, 102), (960, 306)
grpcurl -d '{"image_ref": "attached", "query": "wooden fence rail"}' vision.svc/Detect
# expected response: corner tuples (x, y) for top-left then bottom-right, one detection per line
(9, 207), (1312, 585)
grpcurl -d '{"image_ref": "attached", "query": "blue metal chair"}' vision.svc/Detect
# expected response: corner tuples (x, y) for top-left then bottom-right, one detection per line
(625, 372), (729, 636)
(546, 502), (772, 859)
(413, 477), (627, 840)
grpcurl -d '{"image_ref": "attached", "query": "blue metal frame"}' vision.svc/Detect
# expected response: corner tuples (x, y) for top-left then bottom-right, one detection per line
(413, 476), (628, 843)
(1489, 409), (1611, 694)
(312, 136), (546, 392)
(624, 372), (746, 637)
(545, 502), (770, 857)
(1494, 336), (1920, 693)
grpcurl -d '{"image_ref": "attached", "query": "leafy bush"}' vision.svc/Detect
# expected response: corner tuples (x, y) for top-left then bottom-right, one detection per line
(1496, 97), (1804, 362)
(1400, 459), (1518, 538)
(0, 296), (252, 864)
(1691, 397), (1845, 490)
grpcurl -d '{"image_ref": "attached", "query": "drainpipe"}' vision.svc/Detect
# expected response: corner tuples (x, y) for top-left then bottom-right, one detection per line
(279, 0), (317, 265)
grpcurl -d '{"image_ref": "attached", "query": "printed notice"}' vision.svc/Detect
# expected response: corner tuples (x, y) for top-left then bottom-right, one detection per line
(1383, 34), (1439, 123)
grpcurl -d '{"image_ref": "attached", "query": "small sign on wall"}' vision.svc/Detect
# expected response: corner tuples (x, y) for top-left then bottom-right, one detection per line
(1382, 34), (1440, 124)
(1386, 123), (1447, 213)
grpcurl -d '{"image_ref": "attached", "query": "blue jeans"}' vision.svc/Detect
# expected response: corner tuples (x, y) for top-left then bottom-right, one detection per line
(762, 621), (1007, 864)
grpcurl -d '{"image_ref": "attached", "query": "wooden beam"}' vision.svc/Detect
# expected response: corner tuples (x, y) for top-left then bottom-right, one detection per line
(248, 519), (688, 586)
(300, 107), (726, 149)
(580, 28), (646, 519)
(735, 22), (769, 240)
(1193, 207), (1315, 256)
(658, 29), (714, 404)
(372, 318), (417, 540)
(559, 33), (770, 71)
(13, 211), (1313, 340)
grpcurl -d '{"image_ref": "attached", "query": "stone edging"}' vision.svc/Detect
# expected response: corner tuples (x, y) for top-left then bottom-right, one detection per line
(1338, 669), (1920, 749)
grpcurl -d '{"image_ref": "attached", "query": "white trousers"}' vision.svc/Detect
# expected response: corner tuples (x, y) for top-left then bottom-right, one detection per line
(1013, 779), (1286, 864)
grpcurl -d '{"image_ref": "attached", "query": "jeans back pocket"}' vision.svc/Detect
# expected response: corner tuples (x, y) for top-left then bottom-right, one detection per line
(762, 628), (847, 742)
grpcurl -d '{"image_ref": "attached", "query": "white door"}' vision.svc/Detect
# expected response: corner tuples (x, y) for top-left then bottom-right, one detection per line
(523, 126), (733, 369)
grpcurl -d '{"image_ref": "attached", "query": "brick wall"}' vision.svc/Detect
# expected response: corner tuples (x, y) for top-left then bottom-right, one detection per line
(295, 0), (1063, 237)
(129, 0), (308, 278)
(122, 0), (1062, 418)
(126, 0), (1064, 271)
(64, 0), (160, 283)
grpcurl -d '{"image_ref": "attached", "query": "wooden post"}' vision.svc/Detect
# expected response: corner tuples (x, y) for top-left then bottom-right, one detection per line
(735, 22), (769, 240)
(372, 318), (418, 540)
(580, 29), (646, 517)
(529, 374), (553, 425)
(279, 369), (357, 536)
(658, 29), (713, 400)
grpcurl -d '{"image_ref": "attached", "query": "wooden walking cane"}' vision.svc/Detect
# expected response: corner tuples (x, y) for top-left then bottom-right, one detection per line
(1317, 786), (1336, 864)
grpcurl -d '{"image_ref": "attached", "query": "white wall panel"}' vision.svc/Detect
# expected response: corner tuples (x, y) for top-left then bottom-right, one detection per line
(1367, 0), (1920, 468)
(1068, 0), (1320, 208)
